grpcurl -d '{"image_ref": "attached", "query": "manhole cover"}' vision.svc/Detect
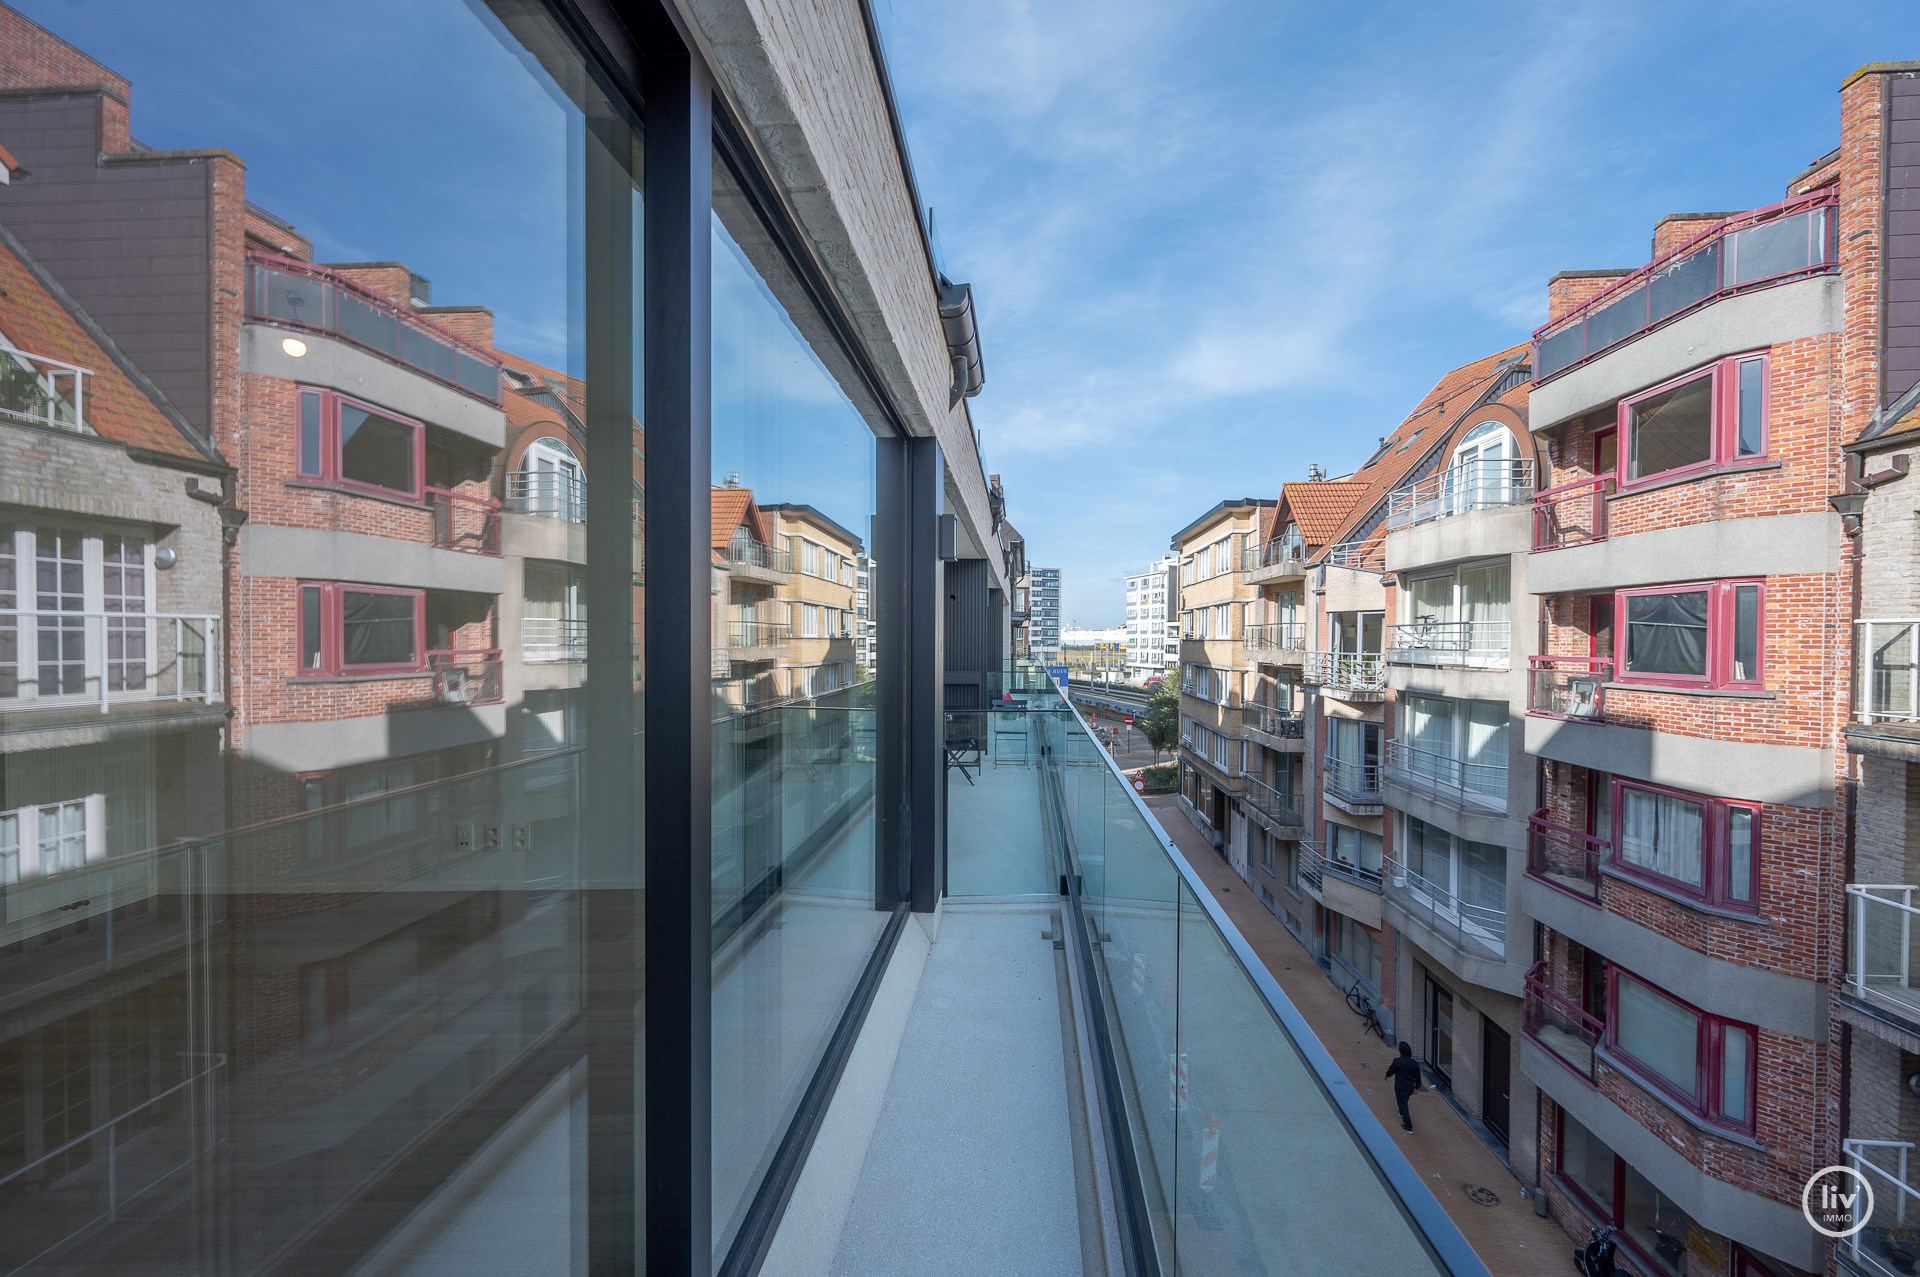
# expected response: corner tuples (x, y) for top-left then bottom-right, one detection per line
(1463, 1185), (1501, 1208)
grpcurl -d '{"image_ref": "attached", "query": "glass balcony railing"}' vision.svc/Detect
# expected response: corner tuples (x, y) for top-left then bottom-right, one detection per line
(1242, 704), (1306, 741)
(946, 679), (1483, 1274)
(1533, 191), (1838, 381)
(0, 344), (87, 432)
(1532, 475), (1611, 551)
(427, 648), (502, 705)
(1858, 619), (1920, 724)
(1240, 537), (1306, 575)
(1847, 885), (1920, 1025)
(427, 486), (502, 556)
(1243, 620), (1306, 655)
(1528, 656), (1610, 721)
(244, 252), (504, 403)
(1523, 961), (1602, 1084)
(1844, 1139), (1920, 1277)
(1526, 810), (1606, 903)
(1385, 459), (1534, 531)
(1240, 775), (1303, 829)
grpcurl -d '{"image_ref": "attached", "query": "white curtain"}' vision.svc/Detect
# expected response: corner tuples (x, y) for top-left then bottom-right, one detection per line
(1619, 788), (1704, 887)
(1460, 564), (1509, 656)
(1463, 701), (1507, 798)
(1408, 696), (1452, 784)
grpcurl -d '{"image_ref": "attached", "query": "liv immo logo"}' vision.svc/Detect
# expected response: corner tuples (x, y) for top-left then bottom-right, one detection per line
(1802, 1165), (1874, 1239)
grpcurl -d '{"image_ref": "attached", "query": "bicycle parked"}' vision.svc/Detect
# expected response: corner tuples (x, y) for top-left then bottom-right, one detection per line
(1345, 980), (1386, 1040)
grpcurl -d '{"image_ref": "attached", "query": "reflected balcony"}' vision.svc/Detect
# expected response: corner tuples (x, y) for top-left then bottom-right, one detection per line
(1857, 619), (1920, 725)
(0, 609), (220, 718)
(726, 619), (791, 660)
(724, 539), (793, 584)
(522, 616), (587, 663)
(428, 486), (502, 556)
(428, 648), (503, 705)
(505, 469), (586, 522)
(1843, 1139), (1920, 1277)
(0, 343), (88, 432)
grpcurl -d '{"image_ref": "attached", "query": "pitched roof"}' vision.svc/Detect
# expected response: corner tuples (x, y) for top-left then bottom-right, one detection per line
(711, 485), (770, 556)
(0, 220), (213, 463)
(1277, 480), (1367, 549)
(1316, 342), (1529, 550)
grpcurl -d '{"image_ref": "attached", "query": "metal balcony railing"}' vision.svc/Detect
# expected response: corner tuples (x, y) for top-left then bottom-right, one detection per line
(1533, 191), (1838, 382)
(1321, 751), (1382, 806)
(245, 251), (504, 403)
(726, 540), (793, 575)
(1385, 459), (1535, 531)
(1240, 776), (1302, 829)
(522, 616), (587, 662)
(1858, 619), (1920, 724)
(505, 469), (586, 521)
(1383, 739), (1508, 813)
(1385, 619), (1510, 668)
(1384, 855), (1506, 956)
(0, 609), (220, 713)
(1243, 704), (1305, 740)
(1844, 1139), (1920, 1276)
(1243, 621), (1306, 654)
(427, 648), (503, 705)
(728, 620), (792, 648)
(1322, 538), (1385, 573)
(1526, 810), (1606, 903)
(1847, 885), (1920, 1026)
(1523, 961), (1602, 1084)
(0, 344), (88, 432)
(1295, 839), (1326, 891)
(1323, 844), (1383, 891)
(1527, 656), (1610, 721)
(428, 486), (502, 556)
(1303, 651), (1387, 693)
(1532, 475), (1612, 551)
(1240, 536), (1305, 573)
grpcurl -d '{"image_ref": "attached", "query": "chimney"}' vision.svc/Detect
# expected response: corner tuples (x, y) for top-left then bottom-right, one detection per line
(1547, 270), (1634, 324)
(1650, 211), (1736, 260)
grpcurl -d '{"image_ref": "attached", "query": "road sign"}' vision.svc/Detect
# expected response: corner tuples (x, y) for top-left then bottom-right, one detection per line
(1132, 776), (1146, 793)
(1124, 716), (1134, 725)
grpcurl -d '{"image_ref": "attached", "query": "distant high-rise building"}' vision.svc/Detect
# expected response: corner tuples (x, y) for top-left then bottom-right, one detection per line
(1029, 567), (1061, 663)
(1123, 555), (1178, 682)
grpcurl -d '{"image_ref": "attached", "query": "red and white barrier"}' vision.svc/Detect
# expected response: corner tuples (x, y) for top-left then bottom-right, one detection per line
(1199, 1115), (1220, 1194)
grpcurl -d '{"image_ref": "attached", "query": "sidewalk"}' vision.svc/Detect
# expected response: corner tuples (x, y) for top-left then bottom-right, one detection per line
(1144, 796), (1569, 1277)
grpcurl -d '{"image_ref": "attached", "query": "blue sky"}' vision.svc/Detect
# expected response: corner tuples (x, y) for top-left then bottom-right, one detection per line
(883, 0), (1911, 626)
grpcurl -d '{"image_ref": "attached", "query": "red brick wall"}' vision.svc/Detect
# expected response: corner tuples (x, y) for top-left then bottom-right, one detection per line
(1650, 213), (1727, 260)
(1548, 272), (1633, 323)
(0, 4), (130, 100)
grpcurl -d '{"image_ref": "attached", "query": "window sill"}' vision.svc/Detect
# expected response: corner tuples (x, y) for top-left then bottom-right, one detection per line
(1601, 682), (1774, 701)
(1593, 1044), (1766, 1151)
(1598, 864), (1768, 924)
(1607, 459), (1784, 500)
(290, 671), (434, 685)
(286, 479), (427, 511)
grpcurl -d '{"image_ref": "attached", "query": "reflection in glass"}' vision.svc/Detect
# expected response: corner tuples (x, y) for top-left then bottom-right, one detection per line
(708, 155), (884, 1261)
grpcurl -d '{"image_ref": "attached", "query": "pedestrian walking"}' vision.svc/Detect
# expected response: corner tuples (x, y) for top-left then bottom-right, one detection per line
(1384, 1041), (1424, 1132)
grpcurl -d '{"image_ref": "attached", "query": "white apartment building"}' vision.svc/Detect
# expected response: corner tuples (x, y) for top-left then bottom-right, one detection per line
(1124, 555), (1178, 682)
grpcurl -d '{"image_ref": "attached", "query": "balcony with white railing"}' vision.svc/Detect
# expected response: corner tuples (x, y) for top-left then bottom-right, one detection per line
(1302, 651), (1387, 700)
(1385, 619), (1510, 670)
(1383, 739), (1509, 815)
(1844, 1139), (1920, 1277)
(1846, 884), (1920, 1028)
(1857, 620), (1920, 726)
(1384, 854), (1506, 959)
(505, 469), (586, 522)
(1240, 535), (1307, 583)
(726, 619), (792, 659)
(1523, 961), (1602, 1085)
(0, 610), (219, 715)
(1295, 839), (1326, 895)
(1385, 459), (1534, 532)
(1322, 538), (1385, 574)
(0, 344), (88, 433)
(1532, 191), (1838, 383)
(522, 616), (586, 663)
(724, 539), (793, 584)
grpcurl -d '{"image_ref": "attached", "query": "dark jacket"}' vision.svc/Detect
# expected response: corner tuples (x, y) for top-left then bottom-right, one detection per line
(1385, 1056), (1424, 1095)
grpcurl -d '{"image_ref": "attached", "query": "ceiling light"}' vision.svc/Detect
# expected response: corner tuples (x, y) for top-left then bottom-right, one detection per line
(281, 336), (308, 358)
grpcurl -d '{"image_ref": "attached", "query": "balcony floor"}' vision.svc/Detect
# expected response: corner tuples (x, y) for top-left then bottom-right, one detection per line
(828, 905), (1088, 1276)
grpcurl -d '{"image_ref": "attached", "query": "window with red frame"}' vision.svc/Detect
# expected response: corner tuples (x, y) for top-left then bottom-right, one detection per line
(296, 387), (425, 501)
(1556, 1109), (1703, 1277)
(1619, 352), (1768, 485)
(297, 582), (423, 676)
(1608, 967), (1756, 1134)
(1610, 777), (1757, 909)
(1617, 579), (1762, 689)
(300, 759), (428, 863)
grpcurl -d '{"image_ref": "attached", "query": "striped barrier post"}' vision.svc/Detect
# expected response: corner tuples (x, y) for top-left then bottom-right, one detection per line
(1169, 1048), (1189, 1115)
(1199, 1115), (1220, 1194)
(1130, 951), (1147, 998)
